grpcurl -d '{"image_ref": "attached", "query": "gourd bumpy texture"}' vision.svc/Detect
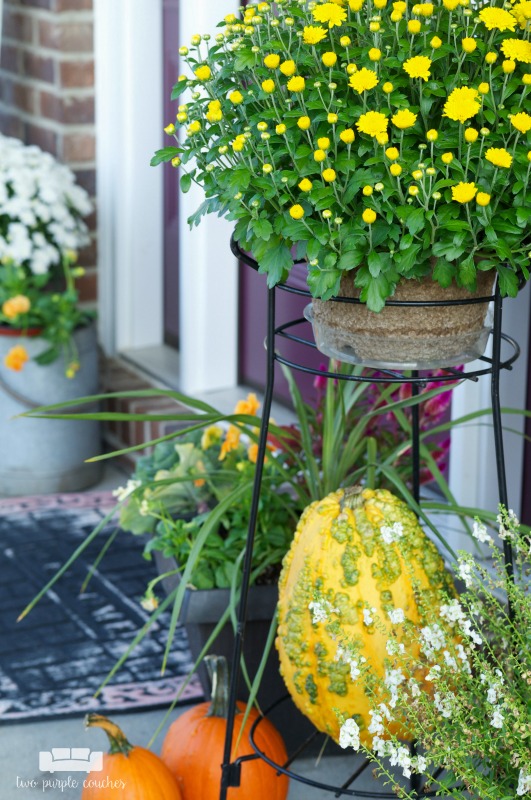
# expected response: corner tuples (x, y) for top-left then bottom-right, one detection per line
(276, 487), (455, 746)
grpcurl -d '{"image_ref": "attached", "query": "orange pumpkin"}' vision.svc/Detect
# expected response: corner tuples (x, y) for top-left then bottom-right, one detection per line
(82, 713), (182, 800)
(161, 656), (289, 800)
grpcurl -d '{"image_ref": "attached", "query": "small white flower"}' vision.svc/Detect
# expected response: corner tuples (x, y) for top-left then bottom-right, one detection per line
(472, 519), (493, 544)
(439, 599), (466, 625)
(457, 560), (473, 588)
(425, 664), (441, 682)
(363, 607), (376, 626)
(517, 769), (531, 796)
(490, 707), (504, 729)
(386, 638), (405, 655)
(434, 691), (453, 718)
(139, 500), (150, 517)
(408, 678), (421, 698)
(443, 650), (458, 670)
(388, 608), (405, 624)
(487, 687), (497, 704)
(339, 718), (360, 750)
(420, 624), (446, 657)
(309, 599), (339, 624)
(112, 479), (142, 502)
(380, 521), (404, 544)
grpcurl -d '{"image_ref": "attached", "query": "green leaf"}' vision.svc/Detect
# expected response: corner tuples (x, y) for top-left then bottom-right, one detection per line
(497, 265), (519, 297)
(150, 147), (181, 167)
(516, 207), (531, 226)
(406, 208), (425, 235)
(170, 79), (188, 100)
(363, 273), (390, 312)
(307, 266), (341, 299)
(307, 239), (321, 261)
(338, 248), (365, 271)
(180, 173), (192, 193)
(458, 254), (476, 286)
(234, 51), (257, 71)
(432, 258), (456, 287)
(257, 241), (294, 285)
(251, 218), (273, 241)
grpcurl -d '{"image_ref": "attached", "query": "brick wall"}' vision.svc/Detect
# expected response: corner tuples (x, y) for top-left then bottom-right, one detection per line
(0, 0), (97, 304)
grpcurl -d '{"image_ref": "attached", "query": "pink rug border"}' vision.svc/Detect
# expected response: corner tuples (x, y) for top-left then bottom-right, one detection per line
(0, 490), (119, 515)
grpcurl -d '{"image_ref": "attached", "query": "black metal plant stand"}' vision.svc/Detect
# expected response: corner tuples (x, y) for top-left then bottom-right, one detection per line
(219, 238), (520, 800)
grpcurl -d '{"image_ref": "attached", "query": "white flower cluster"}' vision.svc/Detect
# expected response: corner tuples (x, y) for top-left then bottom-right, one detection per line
(372, 738), (428, 779)
(0, 135), (91, 274)
(308, 598), (339, 624)
(335, 644), (364, 681)
(420, 623), (446, 658)
(517, 769), (531, 796)
(384, 667), (405, 708)
(497, 507), (519, 541)
(338, 717), (360, 750)
(112, 479), (142, 502)
(472, 519), (493, 544)
(380, 521), (404, 544)
(363, 606), (377, 626)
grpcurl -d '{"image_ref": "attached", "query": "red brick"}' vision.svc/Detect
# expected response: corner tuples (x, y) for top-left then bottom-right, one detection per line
(74, 167), (96, 196)
(17, 0), (54, 8)
(84, 208), (97, 233)
(0, 44), (21, 75)
(39, 19), (93, 52)
(59, 59), (94, 88)
(54, 0), (93, 10)
(76, 268), (97, 302)
(40, 90), (94, 124)
(22, 51), (55, 83)
(78, 236), (97, 266)
(25, 122), (58, 155)
(2, 78), (36, 113)
(62, 132), (95, 162)
(0, 109), (25, 139)
(3, 10), (34, 43)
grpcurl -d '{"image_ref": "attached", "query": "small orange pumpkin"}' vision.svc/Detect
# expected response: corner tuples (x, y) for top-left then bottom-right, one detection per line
(82, 713), (182, 799)
(161, 656), (289, 800)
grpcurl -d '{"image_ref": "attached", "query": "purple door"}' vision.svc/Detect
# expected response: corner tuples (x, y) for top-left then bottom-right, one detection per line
(163, 0), (180, 348)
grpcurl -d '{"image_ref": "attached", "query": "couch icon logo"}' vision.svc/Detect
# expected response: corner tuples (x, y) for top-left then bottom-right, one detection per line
(39, 749), (104, 773)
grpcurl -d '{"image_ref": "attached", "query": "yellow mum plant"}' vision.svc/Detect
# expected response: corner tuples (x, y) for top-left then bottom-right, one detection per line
(153, 0), (531, 310)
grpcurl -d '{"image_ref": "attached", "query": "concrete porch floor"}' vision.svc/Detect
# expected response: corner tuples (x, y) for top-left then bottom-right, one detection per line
(0, 464), (383, 799)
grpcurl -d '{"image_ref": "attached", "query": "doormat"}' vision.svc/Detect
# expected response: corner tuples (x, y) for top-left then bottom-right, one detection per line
(0, 491), (203, 723)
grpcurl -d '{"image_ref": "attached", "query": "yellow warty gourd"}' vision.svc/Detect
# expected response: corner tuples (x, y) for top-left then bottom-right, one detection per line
(276, 487), (454, 746)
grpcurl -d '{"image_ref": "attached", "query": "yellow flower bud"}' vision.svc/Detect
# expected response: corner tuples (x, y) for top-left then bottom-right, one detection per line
(171, 156), (181, 167)
(188, 120), (201, 134)
(478, 82), (489, 95)
(412, 169), (423, 180)
(340, 36), (352, 47)
(409, 185), (419, 196)
(229, 90), (244, 104)
(328, 113), (339, 124)
(426, 129), (438, 141)
(462, 37), (476, 54)
(179, 46), (189, 56)
(322, 168), (337, 182)
(523, 74), (531, 86)
(369, 48), (382, 61)
(263, 163), (273, 174)
(376, 132), (389, 145)
(164, 123), (176, 135)
(390, 163), (402, 176)
(257, 122), (268, 132)
(276, 123), (287, 134)
(289, 204), (304, 220)
(346, 63), (358, 75)
(441, 152), (453, 165)
(322, 52), (338, 68)
(299, 178), (313, 192)
(262, 79), (276, 93)
(374, 182), (384, 191)
(363, 185), (373, 196)
(385, 147), (399, 160)
(318, 137), (331, 150)
(426, 167), (436, 176)
(382, 82), (394, 94)
(374, 0), (387, 7)
(485, 51), (498, 64)
(476, 192), (491, 207)
(264, 53), (280, 69)
(340, 129), (355, 144)
(390, 10), (403, 21)
(362, 208), (377, 224)
(194, 65), (211, 81)
(503, 60), (516, 74)
(314, 149), (327, 162)
(191, 34), (201, 46)
(322, 209), (332, 219)
(465, 128), (479, 143)
(369, 21), (381, 31)
(430, 36), (442, 49)
(408, 19), (422, 33)
(480, 127), (490, 136)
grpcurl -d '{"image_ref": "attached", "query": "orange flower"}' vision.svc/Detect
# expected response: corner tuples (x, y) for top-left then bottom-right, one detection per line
(234, 392), (260, 417)
(2, 295), (31, 319)
(219, 425), (241, 460)
(248, 443), (259, 464)
(194, 478), (206, 487)
(4, 345), (30, 371)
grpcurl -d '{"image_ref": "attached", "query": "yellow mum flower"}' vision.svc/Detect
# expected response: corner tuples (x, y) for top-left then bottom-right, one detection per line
(363, 185), (373, 196)
(485, 51), (498, 64)
(349, 0), (364, 10)
(206, 100), (223, 123)
(299, 178), (313, 192)
(349, 67), (379, 94)
(479, 7), (517, 31)
(188, 120), (202, 134)
(441, 152), (453, 164)
(280, 60), (296, 77)
(4, 345), (29, 372)
(431, 36), (443, 48)
(314, 149), (327, 162)
(523, 74), (531, 85)
(511, 112), (531, 133)
(287, 75), (306, 92)
(426, 129), (438, 141)
(478, 82), (490, 94)
(512, 0), (531, 27)
(464, 128), (479, 142)
(408, 19), (422, 33)
(403, 55), (432, 80)
(369, 48), (382, 61)
(322, 52), (338, 67)
(392, 109), (417, 129)
(385, 146), (399, 159)
(303, 25), (328, 44)
(340, 129), (355, 143)
(2, 295), (31, 319)
(328, 113), (339, 124)
(340, 36), (352, 46)
(262, 79), (275, 93)
(443, 87), (480, 123)
(417, 3), (434, 16)
(356, 111), (388, 137)
(393, 1), (407, 11)
(322, 168), (337, 182)
(442, 0), (459, 9)
(362, 208), (377, 223)
(462, 37), (477, 53)
(229, 90), (244, 104)
(264, 54), (280, 69)
(503, 59), (516, 73)
(485, 147), (513, 168)
(276, 123), (287, 134)
(501, 38), (531, 62)
(318, 137), (331, 150)
(194, 65), (211, 81)
(390, 163), (403, 176)
(298, 116), (311, 130)
(312, 2), (347, 27)
(451, 182), (477, 203)
(289, 204), (305, 220)
(476, 192), (491, 207)
(376, 132), (389, 144)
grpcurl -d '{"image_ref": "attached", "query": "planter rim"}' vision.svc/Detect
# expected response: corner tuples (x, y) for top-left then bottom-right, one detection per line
(0, 325), (43, 337)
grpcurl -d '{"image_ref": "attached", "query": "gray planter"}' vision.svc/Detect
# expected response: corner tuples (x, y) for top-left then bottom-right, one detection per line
(0, 323), (102, 496)
(154, 549), (342, 755)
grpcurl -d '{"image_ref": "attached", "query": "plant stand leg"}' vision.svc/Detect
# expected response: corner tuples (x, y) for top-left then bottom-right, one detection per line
(219, 286), (277, 800)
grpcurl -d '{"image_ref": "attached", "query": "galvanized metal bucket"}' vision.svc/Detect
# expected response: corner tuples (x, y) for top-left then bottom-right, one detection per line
(0, 323), (102, 496)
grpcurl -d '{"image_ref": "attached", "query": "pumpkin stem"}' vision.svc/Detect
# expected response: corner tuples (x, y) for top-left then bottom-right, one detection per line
(341, 485), (364, 511)
(205, 655), (239, 719)
(85, 713), (134, 756)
